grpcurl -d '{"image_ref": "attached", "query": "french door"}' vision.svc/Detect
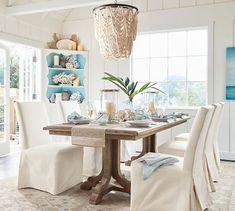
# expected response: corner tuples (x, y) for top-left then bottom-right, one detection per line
(0, 45), (10, 156)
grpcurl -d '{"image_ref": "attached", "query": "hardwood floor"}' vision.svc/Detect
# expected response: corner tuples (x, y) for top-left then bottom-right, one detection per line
(0, 153), (20, 179)
(0, 141), (20, 180)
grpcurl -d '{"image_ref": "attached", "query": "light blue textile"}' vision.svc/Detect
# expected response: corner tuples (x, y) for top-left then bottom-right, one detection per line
(139, 154), (179, 180)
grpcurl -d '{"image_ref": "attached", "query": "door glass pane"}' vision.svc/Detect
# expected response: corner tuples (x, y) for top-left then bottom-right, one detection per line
(18, 47), (39, 101)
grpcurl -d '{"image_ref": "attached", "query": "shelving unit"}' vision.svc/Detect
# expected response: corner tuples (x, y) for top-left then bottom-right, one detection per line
(44, 49), (88, 103)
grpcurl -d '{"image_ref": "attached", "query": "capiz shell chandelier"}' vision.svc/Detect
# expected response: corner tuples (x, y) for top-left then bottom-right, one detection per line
(93, 1), (138, 60)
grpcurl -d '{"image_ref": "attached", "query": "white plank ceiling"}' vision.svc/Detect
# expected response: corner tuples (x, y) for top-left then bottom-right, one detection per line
(1, 0), (127, 21)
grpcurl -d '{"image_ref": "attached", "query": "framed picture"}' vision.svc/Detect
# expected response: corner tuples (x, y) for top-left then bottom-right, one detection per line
(226, 47), (235, 100)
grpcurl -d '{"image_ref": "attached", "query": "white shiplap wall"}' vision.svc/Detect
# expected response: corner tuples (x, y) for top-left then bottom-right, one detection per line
(63, 0), (235, 160)
(0, 8), (62, 46)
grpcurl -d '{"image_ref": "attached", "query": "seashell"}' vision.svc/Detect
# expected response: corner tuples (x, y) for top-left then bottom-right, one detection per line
(77, 43), (84, 51)
(56, 39), (77, 50)
(73, 77), (80, 86)
(66, 62), (74, 69)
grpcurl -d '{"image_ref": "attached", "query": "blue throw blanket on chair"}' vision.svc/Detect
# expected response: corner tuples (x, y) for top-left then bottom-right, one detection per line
(139, 153), (179, 180)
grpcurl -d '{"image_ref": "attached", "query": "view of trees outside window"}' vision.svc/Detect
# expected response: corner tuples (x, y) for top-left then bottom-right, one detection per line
(10, 54), (19, 89)
(131, 28), (208, 107)
(0, 43), (40, 142)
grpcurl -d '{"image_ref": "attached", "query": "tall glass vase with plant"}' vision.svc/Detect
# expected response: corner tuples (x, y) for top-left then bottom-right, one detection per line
(102, 72), (164, 102)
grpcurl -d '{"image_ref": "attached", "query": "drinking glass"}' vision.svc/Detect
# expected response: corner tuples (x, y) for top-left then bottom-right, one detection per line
(87, 101), (95, 119)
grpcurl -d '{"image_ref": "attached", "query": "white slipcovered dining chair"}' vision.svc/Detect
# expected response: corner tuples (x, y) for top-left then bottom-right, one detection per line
(58, 100), (102, 176)
(15, 101), (83, 195)
(131, 106), (214, 211)
(45, 102), (68, 143)
(211, 102), (225, 172)
(158, 102), (224, 187)
(171, 103), (224, 162)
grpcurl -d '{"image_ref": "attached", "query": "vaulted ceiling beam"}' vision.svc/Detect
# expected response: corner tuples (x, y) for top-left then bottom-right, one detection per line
(6, 0), (128, 16)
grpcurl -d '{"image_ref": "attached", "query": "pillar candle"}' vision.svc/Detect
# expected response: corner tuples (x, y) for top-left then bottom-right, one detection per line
(54, 55), (59, 66)
(105, 101), (116, 122)
(148, 101), (156, 114)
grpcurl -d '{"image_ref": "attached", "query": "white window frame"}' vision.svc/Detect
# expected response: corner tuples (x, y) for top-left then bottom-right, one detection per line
(131, 26), (214, 109)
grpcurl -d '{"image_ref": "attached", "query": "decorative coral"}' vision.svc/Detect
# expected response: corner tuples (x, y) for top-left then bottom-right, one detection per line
(70, 92), (81, 102)
(52, 72), (77, 85)
(66, 55), (80, 69)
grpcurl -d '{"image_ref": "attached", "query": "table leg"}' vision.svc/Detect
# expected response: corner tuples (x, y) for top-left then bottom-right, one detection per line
(112, 140), (130, 193)
(125, 134), (156, 166)
(149, 134), (156, 152)
(88, 140), (112, 204)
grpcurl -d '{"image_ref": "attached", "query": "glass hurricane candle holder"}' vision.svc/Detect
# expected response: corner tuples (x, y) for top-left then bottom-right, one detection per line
(100, 89), (119, 123)
(143, 91), (158, 116)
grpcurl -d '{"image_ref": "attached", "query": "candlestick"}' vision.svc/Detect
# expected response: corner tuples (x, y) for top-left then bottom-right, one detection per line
(54, 55), (59, 66)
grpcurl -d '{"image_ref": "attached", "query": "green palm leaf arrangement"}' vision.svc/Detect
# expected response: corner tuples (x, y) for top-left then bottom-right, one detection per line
(102, 72), (165, 102)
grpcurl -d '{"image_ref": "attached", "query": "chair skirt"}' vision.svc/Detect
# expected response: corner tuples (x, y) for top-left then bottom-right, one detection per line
(18, 143), (83, 195)
(131, 153), (202, 211)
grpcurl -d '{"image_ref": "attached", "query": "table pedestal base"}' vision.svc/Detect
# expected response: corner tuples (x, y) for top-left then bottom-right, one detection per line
(80, 139), (131, 205)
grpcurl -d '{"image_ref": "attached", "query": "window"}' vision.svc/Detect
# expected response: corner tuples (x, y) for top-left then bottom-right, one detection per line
(131, 28), (208, 107)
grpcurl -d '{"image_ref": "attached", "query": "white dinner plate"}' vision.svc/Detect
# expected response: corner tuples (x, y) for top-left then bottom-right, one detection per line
(127, 120), (151, 127)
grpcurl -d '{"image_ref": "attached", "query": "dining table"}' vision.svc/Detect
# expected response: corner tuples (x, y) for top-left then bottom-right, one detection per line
(43, 117), (190, 205)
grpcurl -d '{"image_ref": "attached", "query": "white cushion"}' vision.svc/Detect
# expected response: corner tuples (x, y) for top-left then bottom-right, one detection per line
(131, 153), (193, 211)
(158, 141), (187, 157)
(175, 133), (190, 142)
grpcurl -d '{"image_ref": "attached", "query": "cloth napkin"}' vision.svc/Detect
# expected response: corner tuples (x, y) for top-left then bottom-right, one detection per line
(67, 111), (89, 123)
(139, 153), (179, 180)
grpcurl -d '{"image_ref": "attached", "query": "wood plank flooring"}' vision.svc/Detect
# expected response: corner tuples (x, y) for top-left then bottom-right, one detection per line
(0, 153), (20, 179)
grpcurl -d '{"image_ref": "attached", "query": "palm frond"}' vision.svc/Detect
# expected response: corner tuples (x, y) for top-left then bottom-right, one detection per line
(102, 72), (165, 102)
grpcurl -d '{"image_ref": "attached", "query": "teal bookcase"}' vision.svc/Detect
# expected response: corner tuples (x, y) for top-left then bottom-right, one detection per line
(45, 50), (88, 103)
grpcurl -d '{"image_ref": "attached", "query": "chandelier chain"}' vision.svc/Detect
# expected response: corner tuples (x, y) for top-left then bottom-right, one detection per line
(114, 0), (117, 4)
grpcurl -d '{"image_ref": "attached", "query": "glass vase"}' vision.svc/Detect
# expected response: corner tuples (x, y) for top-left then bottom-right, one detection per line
(100, 89), (119, 123)
(143, 91), (158, 116)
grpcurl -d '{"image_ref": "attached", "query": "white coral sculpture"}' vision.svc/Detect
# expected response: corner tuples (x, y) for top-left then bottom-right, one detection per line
(52, 72), (77, 84)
